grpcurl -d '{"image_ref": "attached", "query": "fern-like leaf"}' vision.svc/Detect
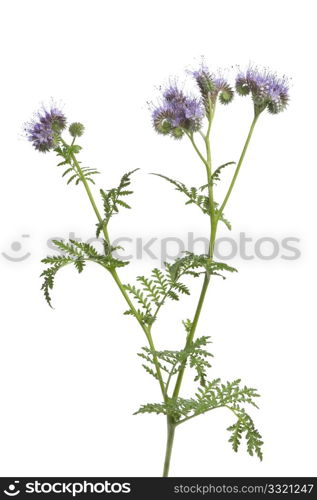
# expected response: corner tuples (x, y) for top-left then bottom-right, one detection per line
(40, 257), (73, 308)
(100, 169), (139, 225)
(200, 162), (235, 188)
(124, 255), (235, 326)
(138, 335), (213, 387)
(152, 173), (210, 215)
(227, 408), (263, 461)
(135, 378), (263, 460)
(41, 238), (128, 307)
(55, 144), (100, 186)
(152, 172), (232, 229)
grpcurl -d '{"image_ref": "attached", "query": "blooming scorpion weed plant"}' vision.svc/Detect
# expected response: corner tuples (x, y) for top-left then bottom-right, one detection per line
(25, 64), (289, 476)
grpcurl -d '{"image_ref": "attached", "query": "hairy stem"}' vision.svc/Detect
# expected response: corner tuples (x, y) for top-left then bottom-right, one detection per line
(173, 114), (258, 400)
(163, 417), (176, 477)
(172, 272), (211, 399)
(217, 114), (259, 219)
(62, 140), (166, 399)
(164, 112), (259, 475)
(162, 109), (217, 475)
(110, 269), (166, 397)
(172, 128), (216, 401)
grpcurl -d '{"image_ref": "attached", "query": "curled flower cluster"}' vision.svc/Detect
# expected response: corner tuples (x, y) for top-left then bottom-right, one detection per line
(152, 66), (234, 139)
(25, 107), (66, 152)
(152, 86), (204, 139)
(192, 66), (234, 110)
(236, 67), (289, 114)
(152, 64), (289, 140)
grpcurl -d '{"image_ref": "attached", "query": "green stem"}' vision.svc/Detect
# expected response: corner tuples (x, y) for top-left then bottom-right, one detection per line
(205, 133), (216, 257)
(163, 116), (217, 475)
(172, 272), (210, 399)
(172, 128), (216, 401)
(217, 113), (259, 220)
(62, 140), (166, 399)
(206, 97), (216, 140)
(188, 133), (209, 170)
(177, 405), (220, 426)
(164, 359), (178, 398)
(110, 269), (166, 397)
(162, 417), (176, 477)
(60, 139), (107, 235)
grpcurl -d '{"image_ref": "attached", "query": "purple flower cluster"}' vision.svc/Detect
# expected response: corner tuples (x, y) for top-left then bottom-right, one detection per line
(152, 85), (204, 139)
(152, 66), (236, 139)
(151, 64), (289, 140)
(26, 107), (66, 152)
(192, 66), (234, 108)
(236, 67), (289, 114)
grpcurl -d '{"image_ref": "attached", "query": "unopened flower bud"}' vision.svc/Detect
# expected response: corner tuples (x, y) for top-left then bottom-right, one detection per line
(69, 122), (85, 137)
(171, 127), (184, 139)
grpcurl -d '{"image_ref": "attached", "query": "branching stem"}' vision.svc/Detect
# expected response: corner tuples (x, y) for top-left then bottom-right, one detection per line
(61, 109), (259, 476)
(163, 110), (259, 475)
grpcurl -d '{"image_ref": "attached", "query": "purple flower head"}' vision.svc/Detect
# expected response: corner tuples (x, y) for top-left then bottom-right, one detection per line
(191, 65), (234, 112)
(236, 66), (289, 114)
(152, 84), (204, 139)
(25, 106), (67, 152)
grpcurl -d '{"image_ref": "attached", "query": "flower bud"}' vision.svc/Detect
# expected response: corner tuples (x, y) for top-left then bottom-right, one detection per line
(69, 122), (85, 137)
(235, 77), (250, 96)
(192, 66), (234, 110)
(218, 86), (234, 105)
(171, 127), (184, 139)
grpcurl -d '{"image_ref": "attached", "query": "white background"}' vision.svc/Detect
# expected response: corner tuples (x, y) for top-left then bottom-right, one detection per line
(0, 0), (316, 478)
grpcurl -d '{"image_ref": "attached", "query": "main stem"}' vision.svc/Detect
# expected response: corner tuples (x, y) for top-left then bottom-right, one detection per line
(162, 417), (176, 477)
(172, 120), (216, 402)
(162, 111), (259, 476)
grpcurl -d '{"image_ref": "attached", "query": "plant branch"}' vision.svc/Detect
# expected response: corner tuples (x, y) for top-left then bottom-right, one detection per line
(171, 109), (217, 401)
(62, 140), (167, 399)
(217, 114), (259, 221)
